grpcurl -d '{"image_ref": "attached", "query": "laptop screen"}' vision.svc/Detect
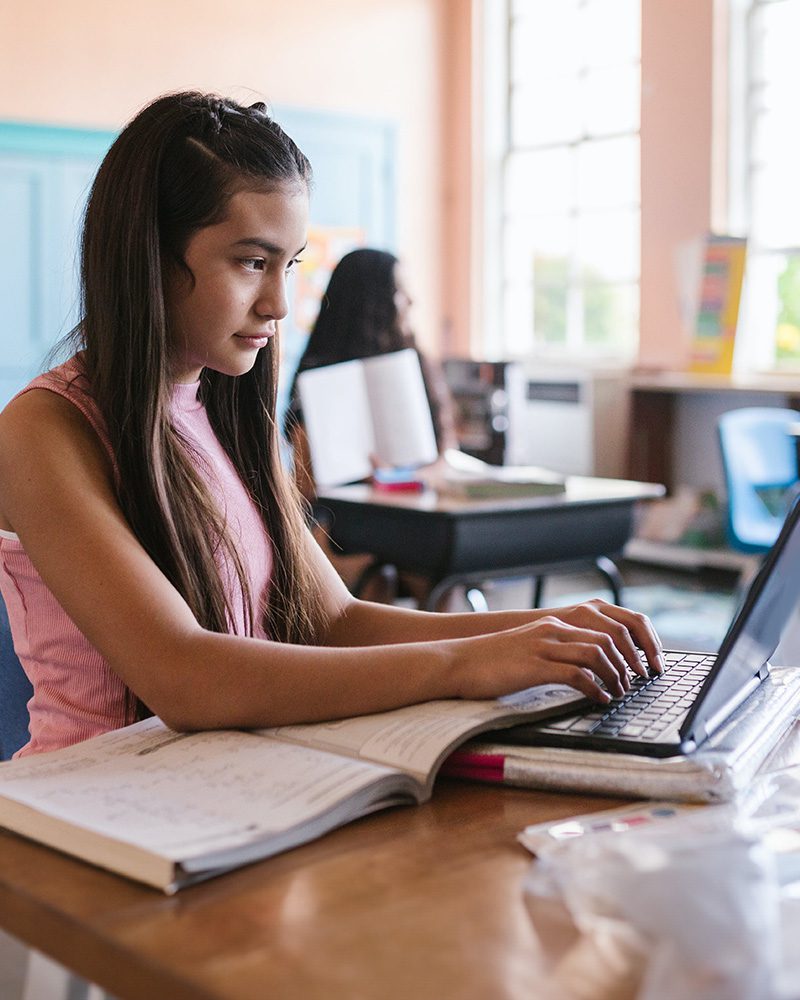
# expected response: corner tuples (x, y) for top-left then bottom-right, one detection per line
(682, 497), (800, 745)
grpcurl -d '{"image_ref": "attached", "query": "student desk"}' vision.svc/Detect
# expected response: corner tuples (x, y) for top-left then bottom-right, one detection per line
(315, 477), (665, 609)
(4, 722), (799, 999)
(0, 781), (630, 1000)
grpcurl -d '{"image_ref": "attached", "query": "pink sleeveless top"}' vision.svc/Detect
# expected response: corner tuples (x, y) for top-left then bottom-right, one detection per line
(0, 357), (273, 758)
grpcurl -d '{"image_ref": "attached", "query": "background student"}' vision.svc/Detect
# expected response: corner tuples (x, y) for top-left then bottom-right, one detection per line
(284, 247), (457, 601)
(285, 247), (458, 499)
(0, 90), (663, 760)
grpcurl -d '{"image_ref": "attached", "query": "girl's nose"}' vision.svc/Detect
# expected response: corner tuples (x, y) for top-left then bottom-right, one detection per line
(255, 276), (288, 321)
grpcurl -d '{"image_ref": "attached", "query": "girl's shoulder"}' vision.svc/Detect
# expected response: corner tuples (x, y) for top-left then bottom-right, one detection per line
(0, 356), (114, 468)
(16, 354), (94, 408)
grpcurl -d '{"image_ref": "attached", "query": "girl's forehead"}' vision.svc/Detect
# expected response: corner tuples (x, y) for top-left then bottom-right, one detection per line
(198, 186), (309, 249)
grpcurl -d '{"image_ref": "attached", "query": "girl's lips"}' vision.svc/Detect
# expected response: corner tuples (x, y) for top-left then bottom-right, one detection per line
(235, 332), (273, 346)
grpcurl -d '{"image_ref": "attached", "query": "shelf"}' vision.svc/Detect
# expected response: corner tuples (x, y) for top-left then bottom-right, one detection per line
(623, 538), (758, 574)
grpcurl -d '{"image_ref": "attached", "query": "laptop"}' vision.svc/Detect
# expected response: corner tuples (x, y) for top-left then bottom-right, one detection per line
(501, 497), (800, 759)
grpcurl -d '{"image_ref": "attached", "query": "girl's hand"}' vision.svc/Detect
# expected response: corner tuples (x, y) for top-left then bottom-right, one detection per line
(540, 598), (664, 682)
(452, 601), (664, 704)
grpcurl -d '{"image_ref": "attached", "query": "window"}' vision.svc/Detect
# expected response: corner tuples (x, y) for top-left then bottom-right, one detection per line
(728, 0), (800, 371)
(481, 0), (641, 362)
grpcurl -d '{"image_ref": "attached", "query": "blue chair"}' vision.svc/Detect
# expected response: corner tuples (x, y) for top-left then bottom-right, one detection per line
(0, 595), (32, 761)
(717, 407), (800, 554)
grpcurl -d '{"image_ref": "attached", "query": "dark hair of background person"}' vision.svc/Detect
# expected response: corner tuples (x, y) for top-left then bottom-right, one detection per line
(69, 90), (326, 657)
(285, 248), (447, 448)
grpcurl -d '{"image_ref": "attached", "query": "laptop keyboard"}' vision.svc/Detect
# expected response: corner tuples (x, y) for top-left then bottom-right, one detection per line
(543, 651), (716, 741)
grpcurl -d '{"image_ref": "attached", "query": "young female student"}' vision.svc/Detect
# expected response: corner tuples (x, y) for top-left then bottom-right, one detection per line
(285, 247), (457, 501)
(0, 91), (663, 759)
(284, 247), (457, 602)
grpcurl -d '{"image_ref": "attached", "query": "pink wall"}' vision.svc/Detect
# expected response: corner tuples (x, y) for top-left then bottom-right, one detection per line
(0, 1), (717, 371)
(640, 0), (714, 369)
(0, 0), (447, 355)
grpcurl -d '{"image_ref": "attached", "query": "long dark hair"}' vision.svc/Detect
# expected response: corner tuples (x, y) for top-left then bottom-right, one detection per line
(296, 249), (408, 369)
(78, 91), (325, 645)
(286, 248), (445, 446)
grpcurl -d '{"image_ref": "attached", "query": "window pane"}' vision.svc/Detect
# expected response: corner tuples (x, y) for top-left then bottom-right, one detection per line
(576, 209), (639, 282)
(583, 65), (640, 137)
(511, 78), (582, 147)
(580, 0), (640, 68)
(506, 149), (574, 216)
(582, 280), (638, 353)
(577, 136), (639, 210)
(511, 1), (581, 82)
(503, 216), (571, 283)
(751, 162), (800, 248)
(533, 257), (570, 346)
(752, 2), (800, 85)
(503, 281), (535, 355)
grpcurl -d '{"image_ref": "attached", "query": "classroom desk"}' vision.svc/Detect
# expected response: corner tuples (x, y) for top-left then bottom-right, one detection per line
(4, 721), (800, 1000)
(315, 477), (665, 609)
(0, 781), (631, 1000)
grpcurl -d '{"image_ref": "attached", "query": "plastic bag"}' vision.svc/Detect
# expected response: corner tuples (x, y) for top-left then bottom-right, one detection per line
(524, 810), (782, 1000)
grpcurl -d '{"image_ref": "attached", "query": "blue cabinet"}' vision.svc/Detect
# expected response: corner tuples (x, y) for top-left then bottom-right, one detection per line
(0, 111), (395, 411)
(0, 124), (113, 407)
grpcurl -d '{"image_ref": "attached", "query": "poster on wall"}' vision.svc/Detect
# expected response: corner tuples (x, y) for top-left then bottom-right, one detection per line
(292, 225), (366, 334)
(689, 234), (748, 375)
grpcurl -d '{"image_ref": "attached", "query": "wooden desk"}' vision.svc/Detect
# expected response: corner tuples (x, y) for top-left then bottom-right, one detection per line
(316, 478), (664, 608)
(0, 782), (628, 1000)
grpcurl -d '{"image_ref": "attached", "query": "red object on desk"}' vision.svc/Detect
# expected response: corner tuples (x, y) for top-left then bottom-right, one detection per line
(371, 478), (425, 493)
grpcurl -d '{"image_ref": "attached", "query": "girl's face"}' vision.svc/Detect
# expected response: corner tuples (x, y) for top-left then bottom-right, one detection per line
(393, 264), (414, 338)
(166, 184), (309, 383)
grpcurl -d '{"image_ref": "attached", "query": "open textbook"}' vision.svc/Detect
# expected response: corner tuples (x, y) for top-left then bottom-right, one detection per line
(0, 685), (582, 893)
(296, 348), (438, 489)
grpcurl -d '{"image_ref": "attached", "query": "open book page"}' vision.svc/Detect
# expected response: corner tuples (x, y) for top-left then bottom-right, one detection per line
(362, 349), (438, 469)
(0, 718), (416, 870)
(296, 360), (375, 488)
(263, 685), (584, 788)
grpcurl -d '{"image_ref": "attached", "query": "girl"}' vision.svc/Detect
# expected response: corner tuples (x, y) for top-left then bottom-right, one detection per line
(0, 92), (663, 759)
(284, 247), (457, 602)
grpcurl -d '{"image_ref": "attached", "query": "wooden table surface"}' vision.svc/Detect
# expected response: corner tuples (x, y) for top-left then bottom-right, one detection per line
(0, 780), (629, 1000)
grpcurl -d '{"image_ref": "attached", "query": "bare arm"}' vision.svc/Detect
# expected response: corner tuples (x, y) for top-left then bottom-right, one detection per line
(0, 390), (661, 734)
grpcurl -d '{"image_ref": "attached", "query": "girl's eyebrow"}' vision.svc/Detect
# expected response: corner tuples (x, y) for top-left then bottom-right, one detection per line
(232, 238), (307, 257)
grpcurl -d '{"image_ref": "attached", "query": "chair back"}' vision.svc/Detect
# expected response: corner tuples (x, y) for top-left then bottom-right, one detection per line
(717, 407), (800, 553)
(0, 596), (32, 760)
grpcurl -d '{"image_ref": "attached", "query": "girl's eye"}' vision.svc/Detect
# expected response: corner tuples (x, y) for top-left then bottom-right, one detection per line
(241, 258), (266, 272)
(285, 257), (303, 273)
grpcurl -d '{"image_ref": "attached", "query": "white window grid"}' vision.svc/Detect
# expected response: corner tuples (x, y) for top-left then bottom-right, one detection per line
(482, 0), (641, 363)
(728, 0), (800, 371)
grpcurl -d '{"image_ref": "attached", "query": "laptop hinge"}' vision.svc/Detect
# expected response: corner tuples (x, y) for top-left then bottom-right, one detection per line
(690, 668), (767, 745)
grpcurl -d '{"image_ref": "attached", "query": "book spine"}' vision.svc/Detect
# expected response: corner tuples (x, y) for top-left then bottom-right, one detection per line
(439, 750), (505, 783)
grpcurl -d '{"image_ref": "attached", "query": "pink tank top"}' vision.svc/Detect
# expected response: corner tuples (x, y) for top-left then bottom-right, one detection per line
(0, 357), (273, 758)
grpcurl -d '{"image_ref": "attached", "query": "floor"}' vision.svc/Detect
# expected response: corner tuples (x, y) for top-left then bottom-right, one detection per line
(0, 558), (740, 1000)
(0, 931), (27, 1000)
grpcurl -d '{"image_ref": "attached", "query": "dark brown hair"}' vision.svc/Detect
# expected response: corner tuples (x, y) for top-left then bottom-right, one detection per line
(286, 248), (446, 449)
(78, 91), (325, 646)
